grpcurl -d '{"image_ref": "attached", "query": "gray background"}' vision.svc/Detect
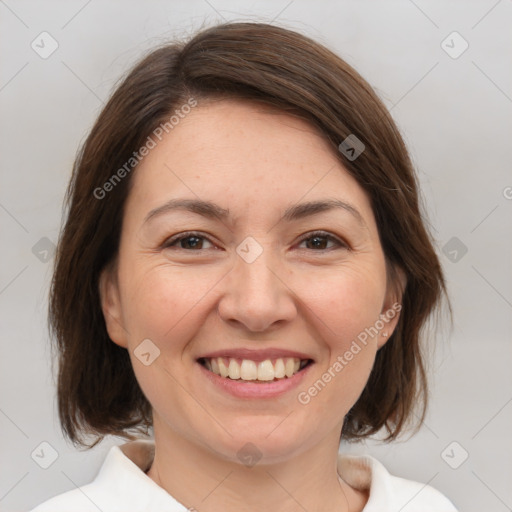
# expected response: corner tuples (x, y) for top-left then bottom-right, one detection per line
(1, 1), (511, 510)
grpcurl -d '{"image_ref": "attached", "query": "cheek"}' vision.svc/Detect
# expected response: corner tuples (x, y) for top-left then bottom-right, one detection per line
(120, 256), (386, 362)
(120, 264), (220, 345)
(294, 264), (385, 409)
(118, 265), (219, 423)
(304, 262), (386, 345)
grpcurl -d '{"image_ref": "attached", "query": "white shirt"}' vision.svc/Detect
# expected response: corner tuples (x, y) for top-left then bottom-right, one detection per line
(31, 440), (457, 511)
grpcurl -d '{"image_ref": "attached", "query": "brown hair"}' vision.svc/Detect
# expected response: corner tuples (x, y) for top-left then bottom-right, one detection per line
(49, 22), (447, 447)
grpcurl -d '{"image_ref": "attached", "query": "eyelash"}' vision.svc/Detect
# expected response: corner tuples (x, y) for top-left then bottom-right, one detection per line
(162, 231), (348, 252)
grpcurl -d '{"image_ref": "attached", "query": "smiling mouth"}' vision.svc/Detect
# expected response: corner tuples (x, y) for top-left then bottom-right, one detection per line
(198, 357), (313, 382)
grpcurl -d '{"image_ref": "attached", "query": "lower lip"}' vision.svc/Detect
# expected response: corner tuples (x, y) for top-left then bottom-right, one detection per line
(197, 361), (313, 399)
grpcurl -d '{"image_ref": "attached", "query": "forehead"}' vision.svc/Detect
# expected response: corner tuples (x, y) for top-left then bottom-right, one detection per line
(127, 99), (374, 225)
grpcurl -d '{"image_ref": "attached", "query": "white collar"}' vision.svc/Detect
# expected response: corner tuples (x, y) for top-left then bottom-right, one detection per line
(40, 440), (454, 512)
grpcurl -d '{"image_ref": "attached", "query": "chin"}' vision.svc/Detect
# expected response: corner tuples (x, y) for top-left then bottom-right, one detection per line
(203, 416), (316, 466)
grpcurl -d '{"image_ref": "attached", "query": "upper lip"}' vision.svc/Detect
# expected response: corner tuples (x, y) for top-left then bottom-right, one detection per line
(197, 348), (314, 363)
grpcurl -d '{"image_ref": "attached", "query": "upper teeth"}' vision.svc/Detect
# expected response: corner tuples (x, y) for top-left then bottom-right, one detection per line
(203, 357), (306, 381)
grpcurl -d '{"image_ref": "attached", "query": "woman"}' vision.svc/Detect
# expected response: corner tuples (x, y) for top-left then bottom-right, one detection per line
(32, 22), (457, 511)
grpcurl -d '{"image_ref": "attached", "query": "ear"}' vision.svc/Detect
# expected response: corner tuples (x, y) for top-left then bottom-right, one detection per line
(98, 264), (129, 348)
(377, 265), (407, 349)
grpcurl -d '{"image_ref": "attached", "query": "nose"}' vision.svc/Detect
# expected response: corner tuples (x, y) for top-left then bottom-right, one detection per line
(216, 245), (297, 333)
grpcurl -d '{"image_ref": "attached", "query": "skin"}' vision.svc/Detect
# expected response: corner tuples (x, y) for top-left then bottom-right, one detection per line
(100, 99), (404, 512)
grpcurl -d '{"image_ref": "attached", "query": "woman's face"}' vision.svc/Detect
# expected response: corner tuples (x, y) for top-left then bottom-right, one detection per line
(101, 99), (401, 463)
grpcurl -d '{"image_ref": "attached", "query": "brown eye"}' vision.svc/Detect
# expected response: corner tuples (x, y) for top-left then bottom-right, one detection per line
(298, 232), (346, 251)
(164, 232), (214, 250)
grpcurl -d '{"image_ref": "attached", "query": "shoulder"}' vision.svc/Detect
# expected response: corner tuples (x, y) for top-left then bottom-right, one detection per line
(30, 442), (185, 512)
(30, 483), (100, 512)
(338, 453), (458, 511)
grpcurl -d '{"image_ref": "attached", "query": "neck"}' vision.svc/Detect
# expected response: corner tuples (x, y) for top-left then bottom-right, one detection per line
(146, 422), (367, 512)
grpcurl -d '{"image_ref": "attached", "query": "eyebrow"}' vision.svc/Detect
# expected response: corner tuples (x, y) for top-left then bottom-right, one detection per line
(143, 198), (365, 226)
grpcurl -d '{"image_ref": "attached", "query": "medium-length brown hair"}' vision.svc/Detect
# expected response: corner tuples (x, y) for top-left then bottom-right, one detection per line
(49, 22), (447, 447)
